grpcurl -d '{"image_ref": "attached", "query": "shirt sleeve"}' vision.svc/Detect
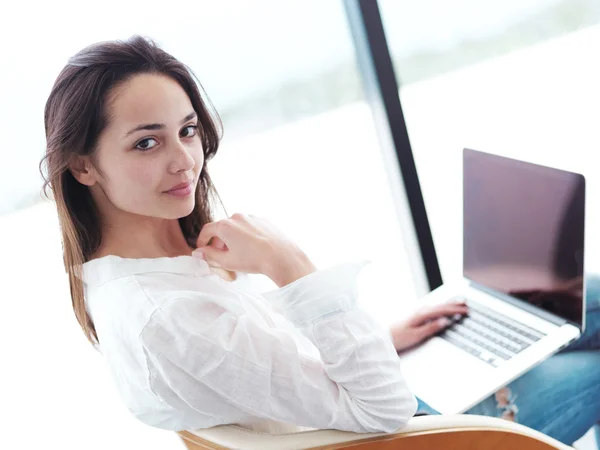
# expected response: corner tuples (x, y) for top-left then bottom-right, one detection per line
(139, 260), (418, 433)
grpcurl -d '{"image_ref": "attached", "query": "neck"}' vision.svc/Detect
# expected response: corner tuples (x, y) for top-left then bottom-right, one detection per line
(94, 214), (193, 260)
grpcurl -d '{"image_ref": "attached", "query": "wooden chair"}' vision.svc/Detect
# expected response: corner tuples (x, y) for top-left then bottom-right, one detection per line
(176, 414), (573, 449)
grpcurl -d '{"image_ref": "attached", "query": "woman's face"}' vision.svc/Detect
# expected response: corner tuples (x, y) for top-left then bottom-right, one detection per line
(86, 73), (204, 222)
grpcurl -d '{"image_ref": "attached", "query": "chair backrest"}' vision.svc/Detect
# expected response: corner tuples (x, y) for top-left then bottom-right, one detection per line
(176, 415), (573, 450)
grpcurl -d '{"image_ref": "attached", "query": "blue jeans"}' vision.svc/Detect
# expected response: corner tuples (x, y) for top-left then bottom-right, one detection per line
(416, 275), (600, 447)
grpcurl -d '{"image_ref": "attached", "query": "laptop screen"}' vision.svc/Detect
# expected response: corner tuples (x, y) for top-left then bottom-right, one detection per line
(463, 149), (585, 327)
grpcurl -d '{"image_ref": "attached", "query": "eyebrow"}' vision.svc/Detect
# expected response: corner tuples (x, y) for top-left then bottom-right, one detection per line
(124, 111), (197, 138)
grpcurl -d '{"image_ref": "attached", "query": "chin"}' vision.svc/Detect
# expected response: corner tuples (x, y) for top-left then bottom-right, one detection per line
(171, 201), (195, 219)
(181, 199), (196, 217)
(152, 198), (193, 219)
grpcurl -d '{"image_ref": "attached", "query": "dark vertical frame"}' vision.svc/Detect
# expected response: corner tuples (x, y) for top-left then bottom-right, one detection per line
(344, 0), (443, 292)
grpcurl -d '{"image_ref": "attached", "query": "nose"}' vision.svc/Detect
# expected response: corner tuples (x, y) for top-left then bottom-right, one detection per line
(169, 140), (196, 174)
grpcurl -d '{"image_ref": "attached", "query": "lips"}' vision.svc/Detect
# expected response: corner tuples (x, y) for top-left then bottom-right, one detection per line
(165, 180), (192, 193)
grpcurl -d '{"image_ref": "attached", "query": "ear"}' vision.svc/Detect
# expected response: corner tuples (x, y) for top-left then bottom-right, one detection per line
(68, 155), (98, 187)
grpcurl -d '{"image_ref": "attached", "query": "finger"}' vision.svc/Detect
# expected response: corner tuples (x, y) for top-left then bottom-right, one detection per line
(411, 304), (468, 325)
(409, 304), (469, 326)
(197, 220), (236, 248)
(196, 222), (220, 248)
(230, 212), (249, 222)
(416, 317), (453, 341)
(209, 236), (227, 250)
(195, 245), (225, 267)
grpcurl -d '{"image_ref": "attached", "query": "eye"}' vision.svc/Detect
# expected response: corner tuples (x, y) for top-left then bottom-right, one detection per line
(181, 125), (198, 138)
(135, 137), (159, 151)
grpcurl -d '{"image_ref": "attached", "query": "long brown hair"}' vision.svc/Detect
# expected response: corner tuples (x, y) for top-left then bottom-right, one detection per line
(39, 35), (226, 347)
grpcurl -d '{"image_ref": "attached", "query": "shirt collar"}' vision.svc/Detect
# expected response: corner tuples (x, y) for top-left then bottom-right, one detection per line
(77, 255), (212, 287)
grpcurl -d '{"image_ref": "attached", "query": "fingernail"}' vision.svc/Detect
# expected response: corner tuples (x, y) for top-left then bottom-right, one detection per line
(438, 317), (452, 327)
(192, 250), (205, 260)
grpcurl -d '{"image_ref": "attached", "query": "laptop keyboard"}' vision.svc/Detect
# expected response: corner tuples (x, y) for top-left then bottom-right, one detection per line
(439, 296), (547, 367)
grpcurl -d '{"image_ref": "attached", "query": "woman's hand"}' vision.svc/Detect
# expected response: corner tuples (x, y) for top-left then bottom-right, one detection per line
(195, 213), (314, 283)
(390, 301), (469, 353)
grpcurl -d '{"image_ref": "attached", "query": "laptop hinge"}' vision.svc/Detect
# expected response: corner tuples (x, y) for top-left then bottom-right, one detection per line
(468, 281), (569, 327)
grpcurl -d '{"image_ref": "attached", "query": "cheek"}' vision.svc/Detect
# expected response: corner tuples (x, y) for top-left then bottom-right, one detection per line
(108, 161), (161, 201)
(195, 149), (205, 174)
(130, 165), (159, 189)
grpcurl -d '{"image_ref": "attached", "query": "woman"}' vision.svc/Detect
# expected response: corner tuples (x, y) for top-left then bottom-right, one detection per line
(40, 36), (599, 445)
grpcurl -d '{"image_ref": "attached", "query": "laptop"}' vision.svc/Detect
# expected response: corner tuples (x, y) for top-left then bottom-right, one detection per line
(397, 148), (586, 414)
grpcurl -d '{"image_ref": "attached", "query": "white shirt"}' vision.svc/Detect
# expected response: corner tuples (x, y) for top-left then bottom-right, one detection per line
(78, 254), (417, 434)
